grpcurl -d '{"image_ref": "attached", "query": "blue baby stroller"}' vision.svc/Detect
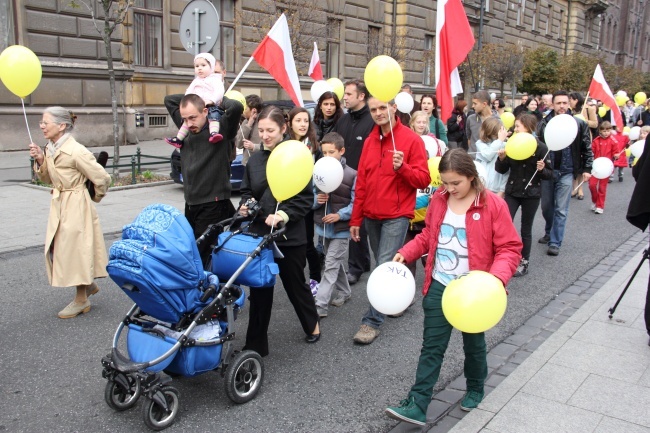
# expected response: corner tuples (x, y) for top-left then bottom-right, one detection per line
(101, 204), (282, 430)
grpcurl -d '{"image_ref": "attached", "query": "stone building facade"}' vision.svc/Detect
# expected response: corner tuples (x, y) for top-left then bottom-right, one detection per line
(0, 0), (648, 150)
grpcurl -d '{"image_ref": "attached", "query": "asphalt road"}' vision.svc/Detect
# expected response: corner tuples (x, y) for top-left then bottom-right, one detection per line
(0, 175), (640, 433)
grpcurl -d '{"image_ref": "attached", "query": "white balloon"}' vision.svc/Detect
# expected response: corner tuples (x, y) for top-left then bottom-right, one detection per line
(395, 91), (414, 114)
(616, 90), (628, 97)
(543, 114), (578, 151)
(421, 135), (440, 158)
(367, 262), (416, 315)
(591, 157), (614, 179)
(474, 160), (488, 185)
(312, 156), (344, 193)
(630, 140), (645, 158)
(629, 126), (641, 141)
(310, 80), (333, 103)
(490, 92), (496, 101)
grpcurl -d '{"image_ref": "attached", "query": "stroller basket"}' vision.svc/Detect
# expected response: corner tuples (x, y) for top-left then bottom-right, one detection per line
(127, 324), (177, 373)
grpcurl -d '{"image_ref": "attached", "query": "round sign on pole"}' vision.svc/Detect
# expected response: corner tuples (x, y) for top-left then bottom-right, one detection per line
(179, 0), (220, 55)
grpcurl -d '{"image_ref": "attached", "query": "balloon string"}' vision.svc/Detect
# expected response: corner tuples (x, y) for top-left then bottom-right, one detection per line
(523, 149), (550, 190)
(239, 125), (251, 157)
(270, 201), (280, 235)
(572, 180), (585, 193)
(21, 98), (34, 144)
(388, 113), (396, 152)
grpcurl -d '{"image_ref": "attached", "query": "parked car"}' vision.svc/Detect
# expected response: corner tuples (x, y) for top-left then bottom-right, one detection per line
(169, 100), (317, 190)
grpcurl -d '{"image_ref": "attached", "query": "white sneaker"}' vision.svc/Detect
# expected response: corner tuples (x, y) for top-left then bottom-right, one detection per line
(595, 208), (604, 214)
(590, 204), (597, 212)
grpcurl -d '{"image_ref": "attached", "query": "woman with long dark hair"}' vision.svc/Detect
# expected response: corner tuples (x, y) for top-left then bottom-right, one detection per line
(313, 91), (343, 142)
(420, 94), (448, 145)
(447, 100), (467, 150)
(239, 106), (321, 356)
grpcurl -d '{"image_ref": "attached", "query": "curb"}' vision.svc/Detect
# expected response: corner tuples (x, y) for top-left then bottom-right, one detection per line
(19, 180), (175, 192)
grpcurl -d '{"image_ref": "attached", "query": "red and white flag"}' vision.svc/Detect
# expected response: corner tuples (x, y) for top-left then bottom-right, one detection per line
(435, 0), (475, 123)
(308, 42), (324, 81)
(588, 64), (623, 131)
(251, 14), (304, 106)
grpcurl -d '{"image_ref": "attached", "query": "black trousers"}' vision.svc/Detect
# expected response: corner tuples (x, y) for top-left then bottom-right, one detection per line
(504, 195), (540, 261)
(348, 221), (371, 278)
(185, 200), (236, 263)
(305, 210), (322, 282)
(244, 244), (319, 357)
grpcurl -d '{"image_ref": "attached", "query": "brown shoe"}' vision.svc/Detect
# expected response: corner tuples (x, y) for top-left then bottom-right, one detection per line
(86, 282), (99, 297)
(353, 325), (380, 344)
(58, 300), (91, 319)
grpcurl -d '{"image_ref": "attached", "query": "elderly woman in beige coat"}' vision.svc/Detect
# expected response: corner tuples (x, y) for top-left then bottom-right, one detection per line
(28, 107), (111, 319)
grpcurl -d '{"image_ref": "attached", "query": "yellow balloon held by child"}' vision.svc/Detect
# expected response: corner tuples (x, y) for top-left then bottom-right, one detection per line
(441, 271), (507, 333)
(266, 140), (314, 202)
(364, 55), (403, 103)
(0, 45), (42, 98)
(505, 132), (536, 160)
(427, 157), (442, 187)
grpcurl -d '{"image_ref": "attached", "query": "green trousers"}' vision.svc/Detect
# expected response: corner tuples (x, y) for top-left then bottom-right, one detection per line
(408, 279), (487, 412)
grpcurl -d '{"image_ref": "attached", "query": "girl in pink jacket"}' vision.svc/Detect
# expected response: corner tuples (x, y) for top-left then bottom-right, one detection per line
(385, 149), (522, 425)
(165, 52), (225, 147)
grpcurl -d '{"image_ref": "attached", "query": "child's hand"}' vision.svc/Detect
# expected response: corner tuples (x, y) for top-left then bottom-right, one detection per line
(497, 148), (506, 160)
(316, 193), (329, 204)
(498, 126), (508, 141)
(393, 253), (405, 263)
(614, 154), (619, 160)
(536, 159), (545, 170)
(322, 213), (340, 224)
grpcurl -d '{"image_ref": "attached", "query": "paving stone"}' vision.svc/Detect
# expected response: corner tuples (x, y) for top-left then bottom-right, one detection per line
(525, 315), (551, 328)
(572, 280), (592, 288)
(510, 350), (531, 364)
(523, 337), (545, 351)
(433, 389), (464, 405)
(521, 363), (590, 403)
(543, 320), (562, 332)
(537, 306), (563, 318)
(448, 376), (467, 391)
(595, 276), (611, 286)
(486, 353), (506, 369)
(585, 268), (605, 277)
(571, 299), (586, 309)
(447, 405), (469, 420)
(495, 362), (519, 376)
(427, 415), (461, 432)
(488, 343), (519, 359)
(578, 274), (598, 283)
(425, 399), (452, 423)
(556, 292), (579, 301)
(603, 270), (616, 277)
(538, 329), (554, 339)
(485, 374), (507, 388)
(513, 324), (539, 337)
(504, 333), (531, 346)
(563, 285), (584, 294)
(553, 313), (569, 324)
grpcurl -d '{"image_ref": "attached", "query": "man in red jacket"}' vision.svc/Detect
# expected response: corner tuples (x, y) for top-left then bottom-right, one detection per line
(351, 96), (431, 344)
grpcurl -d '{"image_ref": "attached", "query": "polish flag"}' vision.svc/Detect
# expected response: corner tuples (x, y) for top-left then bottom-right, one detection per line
(435, 0), (475, 123)
(308, 42), (324, 81)
(251, 14), (304, 106)
(588, 64), (623, 131)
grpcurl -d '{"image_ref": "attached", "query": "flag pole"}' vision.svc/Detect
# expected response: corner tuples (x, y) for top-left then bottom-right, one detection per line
(226, 57), (255, 93)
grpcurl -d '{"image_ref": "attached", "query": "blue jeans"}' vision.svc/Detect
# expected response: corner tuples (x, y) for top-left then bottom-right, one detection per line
(361, 217), (410, 328)
(540, 171), (573, 248)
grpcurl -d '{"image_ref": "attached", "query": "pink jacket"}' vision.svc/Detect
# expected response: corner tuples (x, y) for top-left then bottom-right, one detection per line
(398, 188), (522, 295)
(185, 73), (224, 106)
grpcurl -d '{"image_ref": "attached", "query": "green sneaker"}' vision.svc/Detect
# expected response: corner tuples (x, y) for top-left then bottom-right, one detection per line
(385, 396), (426, 426)
(460, 390), (484, 411)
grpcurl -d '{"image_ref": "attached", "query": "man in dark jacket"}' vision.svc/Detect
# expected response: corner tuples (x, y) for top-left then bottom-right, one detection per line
(333, 79), (375, 284)
(626, 134), (650, 344)
(537, 90), (593, 256)
(165, 93), (244, 262)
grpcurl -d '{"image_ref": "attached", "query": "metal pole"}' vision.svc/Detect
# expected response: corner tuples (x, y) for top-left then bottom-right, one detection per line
(476, 0), (485, 92)
(136, 147), (141, 173)
(131, 156), (136, 185)
(194, 8), (200, 56)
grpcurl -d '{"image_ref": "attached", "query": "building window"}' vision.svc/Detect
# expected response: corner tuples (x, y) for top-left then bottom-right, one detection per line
(516, 0), (526, 26)
(211, 0), (235, 73)
(531, 1), (538, 31)
(327, 18), (341, 78)
(0, 0), (14, 52)
(485, 0), (490, 13)
(546, 5), (552, 35)
(368, 25), (382, 59)
(133, 0), (163, 67)
(558, 9), (564, 38)
(423, 34), (433, 86)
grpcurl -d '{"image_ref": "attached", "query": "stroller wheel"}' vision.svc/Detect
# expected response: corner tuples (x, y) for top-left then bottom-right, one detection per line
(104, 374), (141, 411)
(142, 385), (180, 431)
(224, 350), (264, 404)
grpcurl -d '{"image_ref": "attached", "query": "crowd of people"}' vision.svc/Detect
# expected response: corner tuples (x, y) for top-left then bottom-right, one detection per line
(28, 52), (650, 427)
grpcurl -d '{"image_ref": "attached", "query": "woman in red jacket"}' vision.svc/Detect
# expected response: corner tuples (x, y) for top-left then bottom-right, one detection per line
(385, 149), (522, 426)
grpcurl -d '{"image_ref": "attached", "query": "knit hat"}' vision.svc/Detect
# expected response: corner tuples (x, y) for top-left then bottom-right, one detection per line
(194, 52), (216, 72)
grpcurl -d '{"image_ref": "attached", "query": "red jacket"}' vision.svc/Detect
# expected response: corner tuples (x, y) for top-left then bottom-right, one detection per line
(614, 134), (629, 168)
(350, 119), (431, 226)
(592, 135), (618, 161)
(398, 188), (522, 295)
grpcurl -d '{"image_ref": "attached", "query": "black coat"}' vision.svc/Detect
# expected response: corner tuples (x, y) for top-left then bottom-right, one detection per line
(537, 111), (593, 177)
(239, 144), (313, 247)
(495, 140), (553, 198)
(627, 134), (650, 231)
(332, 104), (375, 170)
(446, 109), (466, 143)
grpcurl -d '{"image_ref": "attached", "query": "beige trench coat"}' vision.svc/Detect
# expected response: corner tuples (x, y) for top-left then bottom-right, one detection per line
(35, 136), (111, 287)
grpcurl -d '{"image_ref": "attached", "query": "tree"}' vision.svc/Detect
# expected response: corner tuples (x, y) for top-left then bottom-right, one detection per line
(366, 25), (417, 66)
(69, 0), (131, 177)
(557, 52), (601, 92)
(600, 63), (646, 95)
(521, 46), (560, 95)
(471, 43), (524, 95)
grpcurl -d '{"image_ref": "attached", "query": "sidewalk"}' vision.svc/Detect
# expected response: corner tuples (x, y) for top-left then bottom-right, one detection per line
(390, 231), (650, 433)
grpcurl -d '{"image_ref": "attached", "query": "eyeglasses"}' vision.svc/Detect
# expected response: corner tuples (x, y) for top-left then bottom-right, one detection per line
(435, 248), (469, 271)
(439, 223), (467, 248)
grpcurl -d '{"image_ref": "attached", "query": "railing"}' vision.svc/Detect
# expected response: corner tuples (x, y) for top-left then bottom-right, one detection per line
(30, 147), (171, 185)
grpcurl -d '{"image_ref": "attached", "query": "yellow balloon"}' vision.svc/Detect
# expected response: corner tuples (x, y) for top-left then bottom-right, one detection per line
(326, 77), (344, 100)
(615, 94), (628, 107)
(428, 157), (442, 187)
(364, 55), (403, 102)
(0, 45), (42, 98)
(225, 90), (247, 110)
(266, 140), (314, 201)
(441, 271), (507, 333)
(598, 106), (607, 117)
(625, 148), (632, 157)
(624, 126), (631, 134)
(500, 112), (515, 130)
(505, 132), (536, 160)
(635, 92), (647, 105)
